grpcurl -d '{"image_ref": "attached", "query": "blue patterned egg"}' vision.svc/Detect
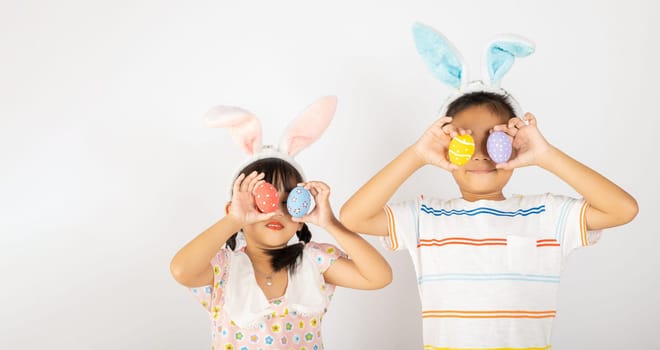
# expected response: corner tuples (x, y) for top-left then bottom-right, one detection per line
(487, 131), (512, 164)
(287, 186), (312, 218)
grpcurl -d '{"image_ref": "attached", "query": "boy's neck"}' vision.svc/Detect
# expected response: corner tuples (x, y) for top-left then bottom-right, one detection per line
(460, 191), (506, 202)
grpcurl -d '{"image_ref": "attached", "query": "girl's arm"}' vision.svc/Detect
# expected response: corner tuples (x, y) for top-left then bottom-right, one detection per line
(340, 116), (461, 236)
(170, 215), (241, 287)
(170, 171), (275, 287)
(495, 113), (638, 230)
(295, 181), (393, 289)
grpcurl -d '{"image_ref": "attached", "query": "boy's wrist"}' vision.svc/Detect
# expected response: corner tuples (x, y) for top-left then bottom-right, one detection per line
(537, 145), (562, 170)
(405, 145), (428, 169)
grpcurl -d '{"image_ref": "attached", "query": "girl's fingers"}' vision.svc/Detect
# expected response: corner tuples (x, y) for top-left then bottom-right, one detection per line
(309, 181), (330, 192)
(239, 171), (257, 192)
(233, 173), (246, 195)
(292, 213), (310, 221)
(255, 212), (276, 222)
(250, 180), (265, 194)
(247, 173), (265, 193)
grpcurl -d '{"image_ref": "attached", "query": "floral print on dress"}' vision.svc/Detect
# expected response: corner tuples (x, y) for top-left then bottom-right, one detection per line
(188, 242), (344, 349)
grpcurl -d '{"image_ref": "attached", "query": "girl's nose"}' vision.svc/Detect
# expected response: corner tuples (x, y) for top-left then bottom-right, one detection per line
(274, 196), (287, 216)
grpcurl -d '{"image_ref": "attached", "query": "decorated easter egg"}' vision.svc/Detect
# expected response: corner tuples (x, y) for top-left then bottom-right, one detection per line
(487, 131), (512, 164)
(254, 182), (279, 213)
(287, 186), (312, 218)
(448, 134), (475, 166)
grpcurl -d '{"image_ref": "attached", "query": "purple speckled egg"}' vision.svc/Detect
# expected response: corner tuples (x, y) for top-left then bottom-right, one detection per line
(487, 131), (512, 164)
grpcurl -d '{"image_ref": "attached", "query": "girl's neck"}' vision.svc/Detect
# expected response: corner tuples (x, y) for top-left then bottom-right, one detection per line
(245, 245), (275, 273)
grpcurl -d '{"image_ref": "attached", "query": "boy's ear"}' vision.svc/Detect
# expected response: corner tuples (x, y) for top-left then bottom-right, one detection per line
(225, 202), (231, 215)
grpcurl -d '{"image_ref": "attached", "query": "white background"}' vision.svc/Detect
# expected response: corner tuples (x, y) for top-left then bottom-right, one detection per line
(1, 0), (658, 349)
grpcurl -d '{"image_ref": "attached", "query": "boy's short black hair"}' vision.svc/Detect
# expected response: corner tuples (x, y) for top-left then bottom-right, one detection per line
(445, 91), (516, 120)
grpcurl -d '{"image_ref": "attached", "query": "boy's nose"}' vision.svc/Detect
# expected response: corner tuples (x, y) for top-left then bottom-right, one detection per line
(471, 135), (491, 161)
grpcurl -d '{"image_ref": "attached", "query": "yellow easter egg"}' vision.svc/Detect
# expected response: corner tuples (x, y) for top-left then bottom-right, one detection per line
(448, 134), (475, 166)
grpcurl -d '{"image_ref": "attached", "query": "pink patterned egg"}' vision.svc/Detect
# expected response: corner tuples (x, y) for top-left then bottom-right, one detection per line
(254, 182), (279, 213)
(487, 131), (512, 164)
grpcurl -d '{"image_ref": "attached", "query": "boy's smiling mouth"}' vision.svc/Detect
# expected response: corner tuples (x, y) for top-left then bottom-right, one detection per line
(466, 168), (496, 174)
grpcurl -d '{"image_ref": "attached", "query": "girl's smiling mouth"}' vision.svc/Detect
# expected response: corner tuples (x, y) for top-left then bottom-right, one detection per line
(265, 221), (284, 230)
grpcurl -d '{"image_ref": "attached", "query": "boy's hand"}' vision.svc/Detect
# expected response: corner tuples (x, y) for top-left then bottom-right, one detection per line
(227, 171), (276, 226)
(292, 181), (339, 230)
(413, 116), (467, 172)
(493, 113), (551, 169)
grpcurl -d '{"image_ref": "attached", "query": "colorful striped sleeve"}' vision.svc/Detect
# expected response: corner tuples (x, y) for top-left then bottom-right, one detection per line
(380, 198), (421, 252)
(383, 205), (400, 251)
(552, 195), (602, 256)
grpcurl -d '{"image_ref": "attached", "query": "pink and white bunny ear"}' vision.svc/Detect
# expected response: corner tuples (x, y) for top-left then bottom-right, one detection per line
(205, 106), (263, 155)
(279, 96), (337, 157)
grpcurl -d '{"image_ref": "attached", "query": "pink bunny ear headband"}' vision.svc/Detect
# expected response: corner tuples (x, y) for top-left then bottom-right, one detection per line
(205, 96), (337, 197)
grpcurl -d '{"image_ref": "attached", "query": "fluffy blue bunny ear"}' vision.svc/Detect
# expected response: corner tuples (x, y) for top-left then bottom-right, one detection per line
(484, 34), (535, 87)
(412, 22), (466, 89)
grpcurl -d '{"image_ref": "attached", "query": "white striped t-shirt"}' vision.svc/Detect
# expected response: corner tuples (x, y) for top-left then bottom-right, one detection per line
(383, 193), (601, 350)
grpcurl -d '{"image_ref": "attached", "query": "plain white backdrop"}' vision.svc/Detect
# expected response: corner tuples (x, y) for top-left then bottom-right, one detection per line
(1, 0), (658, 349)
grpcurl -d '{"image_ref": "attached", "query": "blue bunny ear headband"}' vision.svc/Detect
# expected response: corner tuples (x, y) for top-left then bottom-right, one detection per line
(412, 22), (535, 118)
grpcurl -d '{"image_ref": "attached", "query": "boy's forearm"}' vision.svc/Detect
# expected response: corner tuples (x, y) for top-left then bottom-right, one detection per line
(539, 146), (638, 229)
(340, 145), (425, 232)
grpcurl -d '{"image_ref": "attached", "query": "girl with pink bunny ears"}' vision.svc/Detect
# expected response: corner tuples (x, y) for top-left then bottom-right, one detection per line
(170, 96), (392, 350)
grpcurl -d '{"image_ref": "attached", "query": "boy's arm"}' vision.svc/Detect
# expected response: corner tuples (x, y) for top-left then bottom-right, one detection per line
(538, 147), (638, 230)
(340, 116), (460, 236)
(496, 113), (638, 231)
(340, 146), (425, 236)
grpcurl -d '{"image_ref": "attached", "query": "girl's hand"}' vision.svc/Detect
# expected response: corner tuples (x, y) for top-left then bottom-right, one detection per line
(292, 181), (338, 230)
(412, 116), (465, 172)
(227, 171), (276, 225)
(493, 112), (552, 169)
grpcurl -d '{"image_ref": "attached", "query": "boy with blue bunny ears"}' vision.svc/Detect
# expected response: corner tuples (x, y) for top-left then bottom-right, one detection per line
(340, 23), (638, 349)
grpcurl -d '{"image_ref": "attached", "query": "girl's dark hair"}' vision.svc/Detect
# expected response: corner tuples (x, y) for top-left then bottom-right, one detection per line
(445, 91), (516, 120)
(225, 157), (311, 273)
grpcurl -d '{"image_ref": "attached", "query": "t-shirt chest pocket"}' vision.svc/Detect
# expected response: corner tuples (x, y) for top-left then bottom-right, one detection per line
(506, 235), (562, 275)
(506, 235), (539, 274)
